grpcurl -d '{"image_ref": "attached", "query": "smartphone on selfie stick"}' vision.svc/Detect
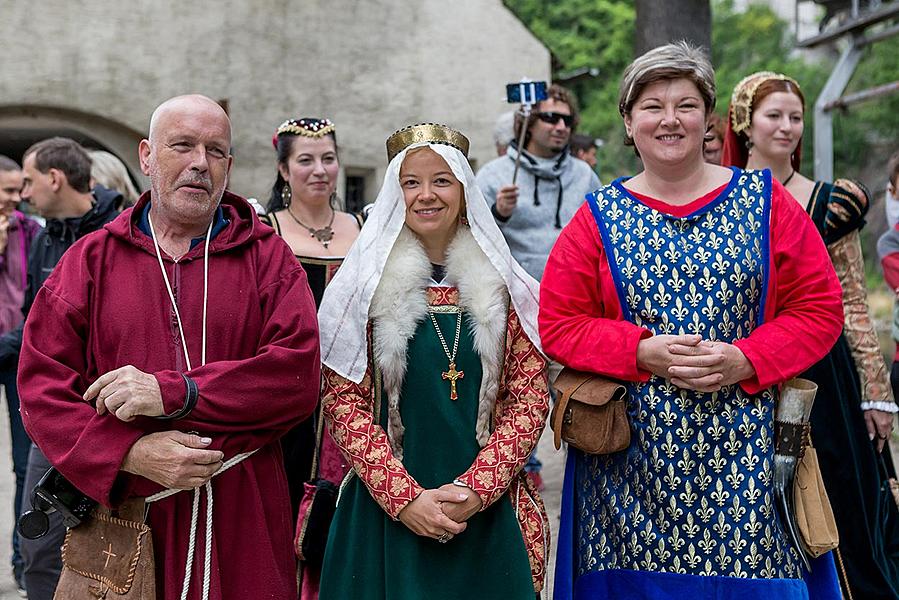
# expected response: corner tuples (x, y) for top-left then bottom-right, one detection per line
(505, 80), (547, 184)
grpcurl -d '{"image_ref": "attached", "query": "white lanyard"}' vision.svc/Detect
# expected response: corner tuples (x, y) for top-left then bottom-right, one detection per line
(147, 214), (212, 370)
(146, 213), (216, 600)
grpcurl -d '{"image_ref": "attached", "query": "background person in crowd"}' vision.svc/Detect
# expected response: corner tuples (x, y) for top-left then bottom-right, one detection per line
(478, 83), (599, 490)
(1, 138), (120, 600)
(541, 43), (845, 599)
(17, 95), (320, 600)
(703, 111), (725, 165)
(723, 71), (899, 600)
(881, 152), (899, 402)
(885, 150), (899, 229)
(478, 83), (600, 282)
(262, 117), (361, 599)
(569, 133), (598, 169)
(87, 149), (140, 209)
(492, 110), (516, 156)
(0, 155), (38, 596)
(316, 124), (550, 599)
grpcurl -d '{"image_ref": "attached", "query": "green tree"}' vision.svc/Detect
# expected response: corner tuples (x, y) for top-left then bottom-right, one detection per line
(503, 0), (639, 176)
(504, 0), (898, 182)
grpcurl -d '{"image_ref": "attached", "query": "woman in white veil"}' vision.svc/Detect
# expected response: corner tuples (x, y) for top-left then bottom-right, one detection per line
(317, 124), (550, 599)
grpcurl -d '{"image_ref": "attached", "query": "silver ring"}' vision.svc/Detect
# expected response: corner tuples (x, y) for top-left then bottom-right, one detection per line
(437, 532), (450, 543)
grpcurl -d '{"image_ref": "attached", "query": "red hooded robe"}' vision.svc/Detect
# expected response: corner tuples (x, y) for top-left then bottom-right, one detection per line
(18, 191), (320, 599)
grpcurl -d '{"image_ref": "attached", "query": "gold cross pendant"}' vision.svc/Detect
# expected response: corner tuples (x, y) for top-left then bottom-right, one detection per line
(442, 361), (464, 401)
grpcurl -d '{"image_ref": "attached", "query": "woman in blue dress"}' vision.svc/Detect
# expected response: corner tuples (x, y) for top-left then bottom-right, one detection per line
(540, 42), (846, 599)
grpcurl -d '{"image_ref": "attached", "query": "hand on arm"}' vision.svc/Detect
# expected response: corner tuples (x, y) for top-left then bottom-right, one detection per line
(436, 482), (483, 523)
(665, 340), (755, 392)
(121, 431), (224, 490)
(397, 489), (468, 541)
(85, 365), (164, 421)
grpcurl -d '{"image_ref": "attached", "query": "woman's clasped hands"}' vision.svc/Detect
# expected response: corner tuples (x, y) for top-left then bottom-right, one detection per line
(397, 483), (483, 543)
(637, 334), (756, 392)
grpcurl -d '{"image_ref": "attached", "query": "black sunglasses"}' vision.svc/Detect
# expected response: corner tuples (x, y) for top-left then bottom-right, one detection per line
(536, 112), (574, 128)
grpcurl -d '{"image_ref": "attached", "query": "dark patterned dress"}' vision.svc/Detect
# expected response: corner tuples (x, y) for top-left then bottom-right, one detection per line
(802, 181), (899, 600)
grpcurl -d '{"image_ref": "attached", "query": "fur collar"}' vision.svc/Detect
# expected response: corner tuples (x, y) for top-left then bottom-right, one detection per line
(370, 226), (509, 457)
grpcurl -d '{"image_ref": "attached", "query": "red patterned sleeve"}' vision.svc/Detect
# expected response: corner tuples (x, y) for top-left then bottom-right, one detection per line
(321, 364), (424, 520)
(455, 307), (550, 509)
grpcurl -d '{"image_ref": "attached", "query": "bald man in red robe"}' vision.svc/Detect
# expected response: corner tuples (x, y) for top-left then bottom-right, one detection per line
(18, 95), (319, 599)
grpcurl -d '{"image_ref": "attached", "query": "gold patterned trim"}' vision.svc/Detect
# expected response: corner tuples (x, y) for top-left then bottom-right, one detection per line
(386, 123), (470, 162)
(427, 305), (461, 314)
(276, 118), (335, 139)
(730, 71), (801, 135)
(297, 255), (345, 266)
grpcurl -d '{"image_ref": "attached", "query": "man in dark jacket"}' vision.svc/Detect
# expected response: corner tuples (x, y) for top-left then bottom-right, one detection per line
(0, 137), (120, 599)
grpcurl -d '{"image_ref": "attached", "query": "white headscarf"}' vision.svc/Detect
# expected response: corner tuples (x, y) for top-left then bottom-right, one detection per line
(318, 142), (542, 383)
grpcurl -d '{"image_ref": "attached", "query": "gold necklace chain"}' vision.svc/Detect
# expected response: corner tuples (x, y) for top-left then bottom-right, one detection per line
(428, 309), (464, 401)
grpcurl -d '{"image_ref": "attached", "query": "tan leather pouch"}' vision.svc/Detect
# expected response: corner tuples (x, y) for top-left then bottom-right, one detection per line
(551, 367), (630, 455)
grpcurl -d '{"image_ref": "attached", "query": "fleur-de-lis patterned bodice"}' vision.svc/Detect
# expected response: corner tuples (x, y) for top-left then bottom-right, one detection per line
(576, 169), (802, 579)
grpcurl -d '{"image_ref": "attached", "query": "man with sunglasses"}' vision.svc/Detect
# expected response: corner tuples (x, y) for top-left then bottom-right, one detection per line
(476, 84), (600, 490)
(477, 84), (600, 282)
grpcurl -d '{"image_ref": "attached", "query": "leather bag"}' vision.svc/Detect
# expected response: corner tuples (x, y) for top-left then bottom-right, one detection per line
(54, 498), (155, 599)
(794, 445), (839, 557)
(551, 367), (630, 455)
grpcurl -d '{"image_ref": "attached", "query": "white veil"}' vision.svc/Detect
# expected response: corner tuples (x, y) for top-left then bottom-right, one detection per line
(317, 142), (542, 383)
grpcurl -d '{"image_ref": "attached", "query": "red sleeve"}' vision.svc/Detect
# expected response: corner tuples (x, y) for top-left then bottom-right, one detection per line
(539, 203), (652, 380)
(882, 252), (899, 292)
(18, 242), (320, 507)
(153, 257), (320, 440)
(732, 179), (844, 392)
(322, 362), (424, 520)
(19, 285), (147, 507)
(456, 307), (549, 508)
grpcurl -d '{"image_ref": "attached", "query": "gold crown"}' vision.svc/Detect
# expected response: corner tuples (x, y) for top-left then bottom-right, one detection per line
(276, 118), (335, 138)
(385, 123), (470, 163)
(730, 72), (801, 135)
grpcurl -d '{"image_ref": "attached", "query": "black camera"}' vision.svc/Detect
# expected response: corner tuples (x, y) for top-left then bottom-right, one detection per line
(17, 468), (96, 540)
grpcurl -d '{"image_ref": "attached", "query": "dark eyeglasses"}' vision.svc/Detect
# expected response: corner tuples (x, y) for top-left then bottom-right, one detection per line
(536, 112), (574, 128)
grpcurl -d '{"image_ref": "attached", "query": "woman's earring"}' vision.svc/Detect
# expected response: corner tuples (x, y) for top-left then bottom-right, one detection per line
(745, 139), (754, 156)
(281, 183), (292, 208)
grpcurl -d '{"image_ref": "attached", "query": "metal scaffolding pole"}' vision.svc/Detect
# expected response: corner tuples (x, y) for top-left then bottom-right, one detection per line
(813, 38), (863, 182)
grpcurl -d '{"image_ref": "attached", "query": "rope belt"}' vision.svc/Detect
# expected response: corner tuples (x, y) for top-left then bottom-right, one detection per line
(145, 450), (256, 600)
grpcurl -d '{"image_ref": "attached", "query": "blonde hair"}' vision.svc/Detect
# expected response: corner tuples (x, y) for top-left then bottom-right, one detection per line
(88, 150), (139, 208)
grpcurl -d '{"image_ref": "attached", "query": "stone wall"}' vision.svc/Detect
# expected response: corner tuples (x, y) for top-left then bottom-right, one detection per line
(0, 1), (549, 205)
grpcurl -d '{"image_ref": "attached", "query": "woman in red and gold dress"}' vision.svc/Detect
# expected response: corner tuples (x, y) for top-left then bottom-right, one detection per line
(315, 124), (550, 599)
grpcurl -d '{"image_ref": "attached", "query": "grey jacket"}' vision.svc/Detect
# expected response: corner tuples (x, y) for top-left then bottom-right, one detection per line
(476, 144), (600, 280)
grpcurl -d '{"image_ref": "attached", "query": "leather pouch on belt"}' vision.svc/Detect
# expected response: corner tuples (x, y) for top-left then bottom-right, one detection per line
(551, 367), (630, 455)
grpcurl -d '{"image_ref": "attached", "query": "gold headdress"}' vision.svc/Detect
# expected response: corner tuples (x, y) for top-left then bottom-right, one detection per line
(275, 118), (336, 139)
(385, 123), (470, 163)
(730, 71), (801, 135)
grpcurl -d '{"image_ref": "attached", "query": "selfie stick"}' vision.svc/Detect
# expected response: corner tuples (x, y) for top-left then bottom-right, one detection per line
(509, 80), (545, 185)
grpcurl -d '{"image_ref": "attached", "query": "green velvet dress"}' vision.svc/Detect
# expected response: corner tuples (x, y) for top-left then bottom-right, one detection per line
(319, 310), (534, 600)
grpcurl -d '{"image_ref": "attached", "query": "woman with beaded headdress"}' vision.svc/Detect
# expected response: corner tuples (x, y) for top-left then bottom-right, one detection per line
(541, 43), (845, 599)
(723, 71), (899, 599)
(315, 124), (550, 599)
(263, 117), (362, 598)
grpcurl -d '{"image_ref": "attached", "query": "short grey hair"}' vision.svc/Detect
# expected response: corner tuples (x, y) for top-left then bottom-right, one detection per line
(492, 111), (515, 147)
(618, 41), (716, 140)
